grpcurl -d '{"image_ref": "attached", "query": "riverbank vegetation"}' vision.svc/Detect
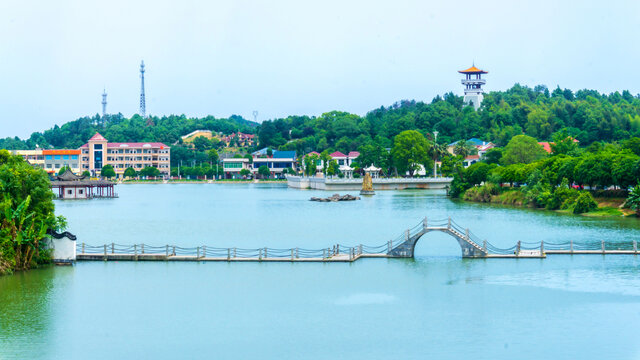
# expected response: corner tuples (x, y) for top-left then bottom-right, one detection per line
(0, 150), (65, 275)
(450, 134), (640, 217)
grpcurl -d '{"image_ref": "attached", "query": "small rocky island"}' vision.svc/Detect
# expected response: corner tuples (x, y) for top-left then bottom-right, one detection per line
(310, 193), (361, 202)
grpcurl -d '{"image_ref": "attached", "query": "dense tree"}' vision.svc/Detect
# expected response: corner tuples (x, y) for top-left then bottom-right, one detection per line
(502, 135), (547, 165)
(239, 168), (251, 178)
(139, 166), (160, 178)
(391, 130), (430, 176)
(258, 165), (271, 178)
(0, 150), (65, 274)
(124, 167), (137, 178)
(100, 165), (116, 179)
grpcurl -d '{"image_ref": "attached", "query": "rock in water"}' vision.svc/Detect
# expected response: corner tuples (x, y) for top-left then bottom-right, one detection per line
(310, 194), (360, 202)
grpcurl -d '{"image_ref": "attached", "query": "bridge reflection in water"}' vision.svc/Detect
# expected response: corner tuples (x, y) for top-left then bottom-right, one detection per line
(76, 217), (640, 262)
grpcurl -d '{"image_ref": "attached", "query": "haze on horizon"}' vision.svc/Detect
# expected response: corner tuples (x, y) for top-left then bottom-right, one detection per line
(1, 0), (639, 138)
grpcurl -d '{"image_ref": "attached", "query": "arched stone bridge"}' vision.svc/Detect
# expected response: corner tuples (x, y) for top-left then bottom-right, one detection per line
(387, 217), (488, 258)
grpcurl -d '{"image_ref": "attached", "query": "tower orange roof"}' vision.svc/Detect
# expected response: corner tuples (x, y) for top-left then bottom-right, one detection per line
(458, 66), (488, 74)
(89, 132), (107, 141)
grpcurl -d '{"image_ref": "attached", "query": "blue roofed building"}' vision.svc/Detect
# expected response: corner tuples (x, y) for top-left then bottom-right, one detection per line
(251, 148), (297, 178)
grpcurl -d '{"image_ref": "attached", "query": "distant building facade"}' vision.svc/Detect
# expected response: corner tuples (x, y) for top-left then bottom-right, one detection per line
(43, 149), (81, 174)
(80, 133), (171, 177)
(251, 149), (296, 177)
(10, 150), (44, 168)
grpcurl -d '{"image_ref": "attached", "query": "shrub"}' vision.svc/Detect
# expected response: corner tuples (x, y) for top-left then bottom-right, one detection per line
(573, 192), (598, 214)
(498, 190), (526, 205)
(463, 183), (500, 202)
(625, 185), (640, 216)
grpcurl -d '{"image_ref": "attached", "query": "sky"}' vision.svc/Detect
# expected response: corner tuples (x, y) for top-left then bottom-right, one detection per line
(1, 0), (639, 138)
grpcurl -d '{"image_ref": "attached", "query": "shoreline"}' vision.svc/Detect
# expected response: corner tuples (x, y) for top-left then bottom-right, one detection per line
(459, 196), (637, 218)
(118, 179), (287, 184)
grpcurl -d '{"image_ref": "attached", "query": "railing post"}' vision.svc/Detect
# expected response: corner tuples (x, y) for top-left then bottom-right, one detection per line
(570, 240), (573, 254)
(104, 244), (107, 257)
(82, 243), (85, 254)
(387, 240), (391, 253)
(406, 230), (410, 241)
(111, 243), (114, 254)
(227, 248), (231, 260)
(359, 244), (362, 255)
(465, 229), (470, 240)
(296, 247), (299, 259)
(337, 244), (340, 255)
(634, 240), (637, 254)
(423, 216), (428, 229)
(165, 245), (168, 257)
(197, 246), (200, 258)
(601, 240), (605, 254)
(448, 217), (451, 228)
(173, 246), (176, 256)
(134, 244), (137, 256)
(323, 248), (326, 260)
(349, 248), (353, 261)
(233, 247), (236, 258)
(483, 240), (487, 253)
(203, 245), (206, 258)
(141, 244), (145, 254)
(259, 248), (262, 261)
(291, 249), (294, 261)
(540, 241), (544, 254)
(516, 241), (521, 256)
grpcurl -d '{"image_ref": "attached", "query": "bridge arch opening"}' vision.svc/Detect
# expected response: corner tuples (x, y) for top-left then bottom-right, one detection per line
(413, 232), (463, 258)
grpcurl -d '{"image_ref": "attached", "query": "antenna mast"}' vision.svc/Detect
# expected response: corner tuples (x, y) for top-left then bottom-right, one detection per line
(139, 60), (146, 118)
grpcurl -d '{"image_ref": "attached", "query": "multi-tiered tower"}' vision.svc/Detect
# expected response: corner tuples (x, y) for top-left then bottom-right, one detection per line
(458, 65), (487, 110)
(139, 60), (146, 118)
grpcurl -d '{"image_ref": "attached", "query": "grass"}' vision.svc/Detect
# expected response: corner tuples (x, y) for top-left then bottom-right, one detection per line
(582, 207), (625, 217)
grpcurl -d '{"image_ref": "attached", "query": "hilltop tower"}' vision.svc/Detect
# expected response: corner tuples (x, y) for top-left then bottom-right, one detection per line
(101, 89), (107, 118)
(458, 64), (488, 110)
(139, 60), (146, 118)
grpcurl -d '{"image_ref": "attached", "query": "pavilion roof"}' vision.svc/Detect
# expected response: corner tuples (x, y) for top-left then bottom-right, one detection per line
(458, 66), (488, 74)
(56, 171), (85, 181)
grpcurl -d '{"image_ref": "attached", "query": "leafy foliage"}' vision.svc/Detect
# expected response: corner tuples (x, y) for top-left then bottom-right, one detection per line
(0, 150), (64, 274)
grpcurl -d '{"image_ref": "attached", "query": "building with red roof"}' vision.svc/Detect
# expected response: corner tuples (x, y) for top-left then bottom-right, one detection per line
(79, 132), (171, 177)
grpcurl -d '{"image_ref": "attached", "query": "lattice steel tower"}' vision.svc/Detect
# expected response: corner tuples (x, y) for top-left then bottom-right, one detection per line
(102, 88), (107, 118)
(139, 60), (146, 118)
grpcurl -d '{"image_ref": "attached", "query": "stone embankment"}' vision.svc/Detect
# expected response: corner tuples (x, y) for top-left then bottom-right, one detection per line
(310, 194), (360, 202)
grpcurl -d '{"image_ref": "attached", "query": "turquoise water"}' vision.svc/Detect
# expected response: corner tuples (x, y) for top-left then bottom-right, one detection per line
(2, 184), (640, 359)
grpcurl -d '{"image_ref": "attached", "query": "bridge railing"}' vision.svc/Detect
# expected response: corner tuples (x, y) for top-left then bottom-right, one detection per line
(77, 242), (376, 260)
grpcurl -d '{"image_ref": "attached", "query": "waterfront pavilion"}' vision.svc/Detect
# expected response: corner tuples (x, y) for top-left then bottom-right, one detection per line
(364, 165), (381, 178)
(50, 171), (117, 199)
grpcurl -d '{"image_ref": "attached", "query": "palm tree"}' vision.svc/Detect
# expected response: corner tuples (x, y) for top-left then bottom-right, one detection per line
(453, 140), (474, 158)
(626, 185), (640, 216)
(429, 142), (448, 176)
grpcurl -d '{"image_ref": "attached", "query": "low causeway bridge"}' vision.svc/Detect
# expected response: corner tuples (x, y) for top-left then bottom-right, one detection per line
(76, 217), (640, 262)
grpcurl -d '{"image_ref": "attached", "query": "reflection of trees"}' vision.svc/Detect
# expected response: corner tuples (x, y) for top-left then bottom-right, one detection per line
(0, 267), (61, 356)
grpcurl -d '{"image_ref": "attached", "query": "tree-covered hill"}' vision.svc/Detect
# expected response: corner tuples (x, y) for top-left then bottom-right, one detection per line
(2, 84), (640, 156)
(0, 113), (258, 150)
(260, 84), (640, 155)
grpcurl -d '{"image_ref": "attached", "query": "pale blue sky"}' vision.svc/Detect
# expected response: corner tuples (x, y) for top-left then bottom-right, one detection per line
(1, 0), (639, 137)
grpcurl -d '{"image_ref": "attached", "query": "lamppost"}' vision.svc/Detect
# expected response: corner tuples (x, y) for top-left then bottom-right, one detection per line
(433, 131), (439, 178)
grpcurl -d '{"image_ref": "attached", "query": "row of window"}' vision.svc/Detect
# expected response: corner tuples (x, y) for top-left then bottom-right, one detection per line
(225, 162), (294, 170)
(45, 155), (79, 160)
(106, 157), (169, 162)
(46, 163), (79, 169)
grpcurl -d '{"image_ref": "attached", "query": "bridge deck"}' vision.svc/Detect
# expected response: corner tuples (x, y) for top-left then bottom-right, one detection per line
(76, 253), (391, 263)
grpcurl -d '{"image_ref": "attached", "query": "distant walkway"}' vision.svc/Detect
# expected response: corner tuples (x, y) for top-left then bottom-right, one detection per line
(76, 217), (640, 262)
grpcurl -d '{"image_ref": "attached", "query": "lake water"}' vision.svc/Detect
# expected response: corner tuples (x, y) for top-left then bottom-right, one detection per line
(2, 184), (640, 359)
